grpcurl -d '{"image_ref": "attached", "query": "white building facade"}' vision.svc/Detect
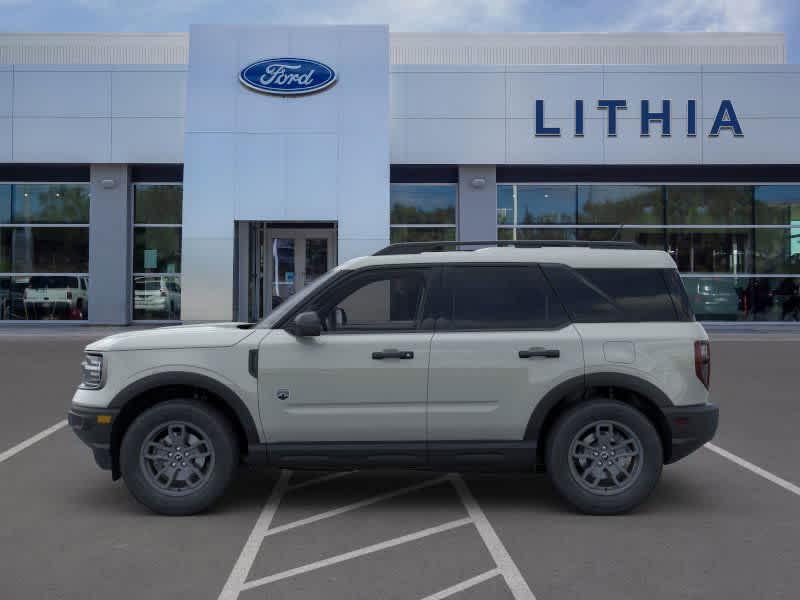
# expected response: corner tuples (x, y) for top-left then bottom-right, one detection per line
(0, 28), (798, 324)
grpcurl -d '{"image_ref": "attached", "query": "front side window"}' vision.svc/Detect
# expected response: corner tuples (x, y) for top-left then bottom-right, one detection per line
(132, 184), (182, 320)
(442, 265), (567, 330)
(313, 269), (428, 332)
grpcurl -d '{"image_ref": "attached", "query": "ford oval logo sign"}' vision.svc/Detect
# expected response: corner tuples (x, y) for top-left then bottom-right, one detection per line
(239, 58), (337, 96)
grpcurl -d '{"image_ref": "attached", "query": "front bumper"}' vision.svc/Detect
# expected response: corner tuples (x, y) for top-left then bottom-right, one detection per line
(663, 403), (719, 463)
(68, 405), (119, 472)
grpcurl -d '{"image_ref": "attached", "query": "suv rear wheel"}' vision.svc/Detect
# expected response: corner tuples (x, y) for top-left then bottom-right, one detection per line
(545, 400), (663, 515)
(120, 400), (239, 515)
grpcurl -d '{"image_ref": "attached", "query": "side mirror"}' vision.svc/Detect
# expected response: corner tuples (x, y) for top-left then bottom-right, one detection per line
(293, 311), (322, 337)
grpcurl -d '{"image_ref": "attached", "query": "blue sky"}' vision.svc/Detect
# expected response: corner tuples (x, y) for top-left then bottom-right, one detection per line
(1, 0), (798, 62)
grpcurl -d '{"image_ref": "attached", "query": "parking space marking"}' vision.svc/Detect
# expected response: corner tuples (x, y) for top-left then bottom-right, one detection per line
(218, 469), (291, 600)
(262, 474), (450, 539)
(219, 471), (536, 600)
(0, 420), (67, 464)
(706, 443), (800, 497)
(450, 474), (537, 600)
(419, 568), (501, 600)
(285, 470), (356, 493)
(240, 517), (473, 591)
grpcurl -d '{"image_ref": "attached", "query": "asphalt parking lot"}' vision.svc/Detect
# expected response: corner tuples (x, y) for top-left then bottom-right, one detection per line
(1, 327), (799, 599)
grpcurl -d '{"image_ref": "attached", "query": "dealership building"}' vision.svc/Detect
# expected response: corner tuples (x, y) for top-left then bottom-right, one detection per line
(0, 27), (799, 324)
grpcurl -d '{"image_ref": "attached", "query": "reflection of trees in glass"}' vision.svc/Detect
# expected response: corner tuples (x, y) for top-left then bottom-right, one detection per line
(390, 227), (456, 243)
(667, 186), (752, 225)
(390, 185), (456, 225)
(579, 186), (662, 225)
(517, 186), (575, 225)
(13, 185), (90, 224)
(390, 205), (455, 225)
(134, 185), (183, 224)
(755, 229), (800, 274)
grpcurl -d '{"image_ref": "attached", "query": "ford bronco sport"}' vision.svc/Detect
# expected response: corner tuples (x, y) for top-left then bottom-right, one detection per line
(69, 240), (718, 515)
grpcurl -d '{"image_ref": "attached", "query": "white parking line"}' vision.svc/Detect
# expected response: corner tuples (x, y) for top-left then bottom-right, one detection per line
(262, 474), (450, 539)
(286, 470), (356, 493)
(0, 420), (67, 464)
(418, 568), (501, 600)
(218, 469), (291, 600)
(705, 443), (800, 497)
(240, 517), (472, 591)
(450, 474), (537, 600)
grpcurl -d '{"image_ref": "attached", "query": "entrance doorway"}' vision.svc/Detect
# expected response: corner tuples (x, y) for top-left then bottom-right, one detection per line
(245, 223), (337, 321)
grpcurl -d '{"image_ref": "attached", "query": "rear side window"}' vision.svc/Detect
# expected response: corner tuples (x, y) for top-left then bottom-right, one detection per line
(442, 265), (568, 330)
(543, 266), (686, 322)
(663, 269), (695, 321)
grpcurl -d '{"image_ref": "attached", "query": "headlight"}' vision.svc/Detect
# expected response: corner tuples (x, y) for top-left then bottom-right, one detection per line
(80, 353), (104, 389)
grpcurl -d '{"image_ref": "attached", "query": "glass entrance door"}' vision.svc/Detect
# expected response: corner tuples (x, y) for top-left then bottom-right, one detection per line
(247, 225), (336, 321)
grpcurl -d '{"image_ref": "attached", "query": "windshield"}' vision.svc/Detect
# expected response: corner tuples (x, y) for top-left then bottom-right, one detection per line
(258, 267), (341, 328)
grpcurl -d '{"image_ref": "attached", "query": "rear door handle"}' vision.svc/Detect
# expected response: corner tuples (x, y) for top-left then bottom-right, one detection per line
(519, 347), (560, 359)
(372, 349), (414, 360)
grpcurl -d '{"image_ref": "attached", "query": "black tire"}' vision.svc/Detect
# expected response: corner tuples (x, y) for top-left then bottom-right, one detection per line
(545, 400), (663, 515)
(120, 400), (239, 515)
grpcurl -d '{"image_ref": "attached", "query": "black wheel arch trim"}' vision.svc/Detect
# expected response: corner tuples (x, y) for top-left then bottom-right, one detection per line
(108, 371), (261, 445)
(524, 372), (674, 441)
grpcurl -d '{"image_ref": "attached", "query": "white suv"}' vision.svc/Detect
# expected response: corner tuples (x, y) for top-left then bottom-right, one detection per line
(69, 241), (718, 516)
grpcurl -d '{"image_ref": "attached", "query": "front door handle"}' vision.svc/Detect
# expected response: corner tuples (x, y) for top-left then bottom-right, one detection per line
(519, 347), (560, 359)
(372, 349), (414, 360)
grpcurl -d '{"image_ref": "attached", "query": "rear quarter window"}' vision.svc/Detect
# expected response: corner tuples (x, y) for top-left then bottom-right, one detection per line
(543, 265), (689, 322)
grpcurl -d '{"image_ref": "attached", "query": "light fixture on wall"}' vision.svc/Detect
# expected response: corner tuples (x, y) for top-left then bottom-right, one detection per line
(470, 177), (487, 189)
(101, 178), (116, 189)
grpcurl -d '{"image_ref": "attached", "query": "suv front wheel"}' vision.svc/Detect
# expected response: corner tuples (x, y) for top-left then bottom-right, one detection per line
(120, 400), (239, 515)
(545, 400), (663, 515)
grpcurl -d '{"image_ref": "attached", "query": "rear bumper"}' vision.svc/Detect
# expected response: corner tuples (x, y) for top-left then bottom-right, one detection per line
(663, 403), (719, 464)
(68, 405), (119, 472)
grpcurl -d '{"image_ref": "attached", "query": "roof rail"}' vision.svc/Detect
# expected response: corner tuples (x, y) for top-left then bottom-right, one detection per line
(373, 239), (641, 256)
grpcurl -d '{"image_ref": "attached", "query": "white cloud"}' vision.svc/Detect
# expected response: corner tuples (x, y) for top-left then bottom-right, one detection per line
(622, 0), (780, 32)
(280, 0), (524, 31)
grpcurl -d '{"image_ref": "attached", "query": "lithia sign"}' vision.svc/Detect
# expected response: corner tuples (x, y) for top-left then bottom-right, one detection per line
(535, 99), (743, 138)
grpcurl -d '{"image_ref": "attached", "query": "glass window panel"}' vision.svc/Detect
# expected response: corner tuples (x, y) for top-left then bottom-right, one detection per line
(578, 185), (663, 225)
(390, 184), (456, 225)
(755, 228), (800, 274)
(320, 270), (426, 331)
(764, 277), (800, 322)
(134, 184), (183, 225)
(10, 184), (89, 224)
(577, 269), (678, 321)
(755, 185), (800, 226)
(0, 185), (10, 223)
(515, 228), (577, 241)
(0, 275), (88, 321)
(497, 227), (513, 241)
(666, 186), (753, 225)
(133, 227), (181, 273)
(577, 228), (666, 250)
(1, 227), (89, 273)
(497, 185), (514, 225)
(133, 275), (181, 320)
(682, 276), (748, 321)
(667, 229), (753, 273)
(390, 227), (456, 243)
(305, 238), (329, 284)
(516, 185), (575, 224)
(445, 266), (568, 330)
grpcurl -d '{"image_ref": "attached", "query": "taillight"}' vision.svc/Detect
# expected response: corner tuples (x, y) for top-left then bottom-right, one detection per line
(694, 340), (711, 389)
